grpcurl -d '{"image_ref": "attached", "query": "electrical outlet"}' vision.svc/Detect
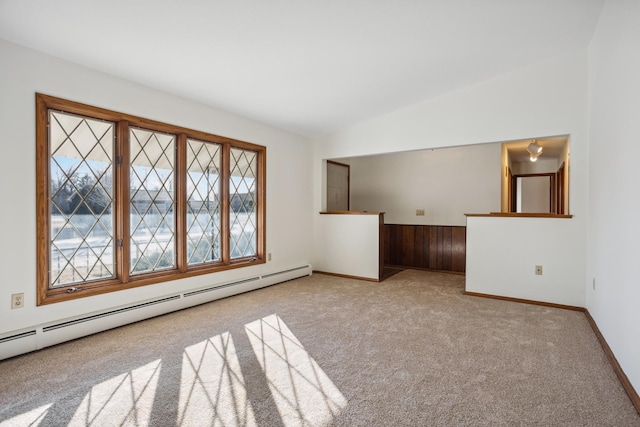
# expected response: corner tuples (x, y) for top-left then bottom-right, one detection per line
(592, 278), (596, 290)
(268, 253), (272, 261)
(11, 293), (24, 309)
(535, 265), (543, 275)
(416, 209), (425, 216)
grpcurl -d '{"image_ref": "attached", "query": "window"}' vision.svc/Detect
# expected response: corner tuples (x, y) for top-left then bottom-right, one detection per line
(129, 127), (177, 275)
(186, 138), (222, 265)
(36, 94), (266, 305)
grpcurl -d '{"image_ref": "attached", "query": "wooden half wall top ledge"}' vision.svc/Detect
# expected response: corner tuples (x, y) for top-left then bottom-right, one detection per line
(319, 210), (385, 215)
(465, 212), (573, 218)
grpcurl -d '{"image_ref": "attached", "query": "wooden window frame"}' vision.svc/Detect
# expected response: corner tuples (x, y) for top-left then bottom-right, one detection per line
(36, 94), (266, 305)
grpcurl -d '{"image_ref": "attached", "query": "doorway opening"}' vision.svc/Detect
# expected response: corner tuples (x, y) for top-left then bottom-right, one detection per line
(502, 136), (569, 214)
(326, 160), (350, 211)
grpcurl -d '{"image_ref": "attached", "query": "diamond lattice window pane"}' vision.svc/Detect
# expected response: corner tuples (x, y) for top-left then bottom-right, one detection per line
(129, 127), (176, 274)
(186, 139), (222, 265)
(230, 148), (258, 259)
(49, 111), (115, 287)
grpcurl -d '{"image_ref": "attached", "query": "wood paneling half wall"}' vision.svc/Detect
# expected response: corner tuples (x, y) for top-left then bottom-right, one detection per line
(384, 224), (466, 273)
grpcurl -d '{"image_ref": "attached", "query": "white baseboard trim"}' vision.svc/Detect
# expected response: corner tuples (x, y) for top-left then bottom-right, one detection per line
(0, 264), (312, 361)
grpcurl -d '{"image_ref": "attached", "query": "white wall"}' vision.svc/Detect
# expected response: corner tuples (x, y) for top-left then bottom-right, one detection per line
(314, 214), (381, 280)
(512, 158), (559, 175)
(314, 49), (589, 308)
(466, 216), (583, 306)
(520, 176), (551, 213)
(588, 0), (640, 394)
(315, 51), (589, 162)
(348, 143), (501, 226)
(0, 40), (314, 336)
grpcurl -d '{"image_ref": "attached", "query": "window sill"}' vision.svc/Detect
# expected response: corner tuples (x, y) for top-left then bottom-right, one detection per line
(38, 257), (265, 305)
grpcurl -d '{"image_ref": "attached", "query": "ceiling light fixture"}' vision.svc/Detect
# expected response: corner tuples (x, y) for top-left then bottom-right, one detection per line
(526, 140), (543, 162)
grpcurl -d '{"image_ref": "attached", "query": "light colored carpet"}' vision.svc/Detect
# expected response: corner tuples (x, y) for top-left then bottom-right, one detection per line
(0, 270), (638, 426)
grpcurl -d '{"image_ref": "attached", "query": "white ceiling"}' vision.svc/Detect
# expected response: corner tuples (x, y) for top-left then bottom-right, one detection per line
(505, 136), (568, 163)
(0, 0), (603, 138)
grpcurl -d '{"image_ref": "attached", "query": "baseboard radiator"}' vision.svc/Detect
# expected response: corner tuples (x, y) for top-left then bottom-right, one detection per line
(0, 264), (312, 361)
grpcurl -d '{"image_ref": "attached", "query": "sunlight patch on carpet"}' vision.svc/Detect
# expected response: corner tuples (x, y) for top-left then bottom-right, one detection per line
(245, 314), (347, 426)
(0, 403), (52, 426)
(68, 359), (161, 426)
(178, 332), (256, 426)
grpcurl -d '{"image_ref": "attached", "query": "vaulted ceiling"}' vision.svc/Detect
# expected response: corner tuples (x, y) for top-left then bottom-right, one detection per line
(0, 0), (604, 138)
